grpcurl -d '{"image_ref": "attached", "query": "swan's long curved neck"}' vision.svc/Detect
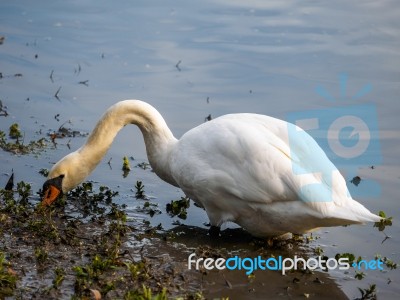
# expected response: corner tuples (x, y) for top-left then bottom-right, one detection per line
(78, 100), (178, 185)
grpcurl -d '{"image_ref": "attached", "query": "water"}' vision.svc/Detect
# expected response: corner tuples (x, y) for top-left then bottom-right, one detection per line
(1, 0), (399, 298)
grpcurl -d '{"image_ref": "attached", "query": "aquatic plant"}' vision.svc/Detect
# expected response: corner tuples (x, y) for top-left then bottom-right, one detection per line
(374, 211), (393, 231)
(335, 252), (358, 265)
(123, 156), (131, 177)
(355, 271), (366, 280)
(0, 129), (47, 154)
(374, 254), (397, 270)
(357, 284), (376, 300)
(135, 180), (146, 199)
(166, 197), (190, 220)
(39, 168), (49, 177)
(8, 123), (22, 139)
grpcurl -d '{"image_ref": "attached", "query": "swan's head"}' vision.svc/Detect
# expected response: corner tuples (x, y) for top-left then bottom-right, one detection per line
(41, 174), (64, 206)
(41, 152), (89, 206)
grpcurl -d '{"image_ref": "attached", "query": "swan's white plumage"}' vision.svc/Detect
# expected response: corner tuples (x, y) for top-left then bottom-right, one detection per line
(45, 100), (381, 237)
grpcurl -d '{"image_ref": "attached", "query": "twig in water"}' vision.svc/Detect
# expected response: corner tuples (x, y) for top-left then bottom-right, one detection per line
(381, 232), (391, 244)
(0, 100), (9, 116)
(78, 80), (89, 86)
(54, 86), (61, 101)
(58, 120), (71, 131)
(175, 60), (182, 72)
(75, 63), (81, 75)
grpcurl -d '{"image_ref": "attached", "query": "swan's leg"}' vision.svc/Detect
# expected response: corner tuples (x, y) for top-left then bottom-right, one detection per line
(203, 203), (224, 237)
(208, 225), (221, 238)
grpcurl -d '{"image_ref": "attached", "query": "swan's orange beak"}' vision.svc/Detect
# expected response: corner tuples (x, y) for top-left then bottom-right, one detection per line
(41, 185), (61, 206)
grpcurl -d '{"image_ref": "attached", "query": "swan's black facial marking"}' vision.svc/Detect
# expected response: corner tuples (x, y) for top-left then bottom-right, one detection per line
(41, 174), (65, 206)
(42, 174), (64, 192)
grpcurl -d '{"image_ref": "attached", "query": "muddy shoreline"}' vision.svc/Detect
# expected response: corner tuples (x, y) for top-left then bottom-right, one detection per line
(0, 181), (349, 299)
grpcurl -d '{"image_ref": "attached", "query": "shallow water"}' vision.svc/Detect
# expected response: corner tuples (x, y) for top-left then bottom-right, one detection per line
(1, 0), (399, 298)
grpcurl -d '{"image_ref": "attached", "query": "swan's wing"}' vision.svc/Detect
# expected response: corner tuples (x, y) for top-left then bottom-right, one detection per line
(170, 114), (307, 205)
(170, 114), (379, 224)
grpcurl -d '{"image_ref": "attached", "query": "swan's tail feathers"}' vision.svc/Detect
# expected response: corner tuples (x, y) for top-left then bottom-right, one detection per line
(327, 199), (382, 225)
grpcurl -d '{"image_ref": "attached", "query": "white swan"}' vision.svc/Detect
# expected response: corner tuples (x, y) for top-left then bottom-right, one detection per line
(41, 100), (381, 237)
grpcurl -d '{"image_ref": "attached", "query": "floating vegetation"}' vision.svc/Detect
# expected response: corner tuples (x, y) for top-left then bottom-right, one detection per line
(375, 254), (398, 270)
(355, 271), (366, 280)
(0, 129), (47, 155)
(334, 249), (398, 289)
(134, 181), (161, 217)
(350, 175), (362, 186)
(136, 201), (162, 218)
(66, 182), (120, 219)
(166, 197), (190, 220)
(374, 211), (393, 232)
(48, 120), (88, 143)
(39, 168), (50, 177)
(335, 252), (359, 265)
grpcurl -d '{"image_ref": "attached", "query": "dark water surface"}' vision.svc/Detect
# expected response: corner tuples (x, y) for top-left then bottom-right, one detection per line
(1, 0), (399, 298)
